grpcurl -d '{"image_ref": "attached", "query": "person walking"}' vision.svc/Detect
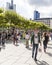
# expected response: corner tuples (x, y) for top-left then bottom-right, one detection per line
(25, 32), (30, 48)
(1, 31), (6, 47)
(31, 29), (41, 61)
(43, 32), (49, 53)
(0, 32), (2, 51)
(13, 30), (18, 46)
(0, 32), (1, 45)
(17, 33), (21, 43)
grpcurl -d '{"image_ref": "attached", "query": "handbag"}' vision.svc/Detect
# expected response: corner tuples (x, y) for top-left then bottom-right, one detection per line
(39, 46), (42, 52)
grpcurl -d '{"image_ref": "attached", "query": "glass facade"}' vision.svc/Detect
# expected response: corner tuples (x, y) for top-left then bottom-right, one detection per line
(34, 10), (40, 20)
(6, 0), (16, 11)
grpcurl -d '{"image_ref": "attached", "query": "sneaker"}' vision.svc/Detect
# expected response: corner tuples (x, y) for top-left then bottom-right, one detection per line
(44, 49), (46, 53)
(32, 56), (33, 58)
(34, 58), (37, 61)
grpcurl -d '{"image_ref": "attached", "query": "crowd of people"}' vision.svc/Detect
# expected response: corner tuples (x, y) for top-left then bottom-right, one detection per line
(0, 28), (51, 61)
(0, 28), (21, 49)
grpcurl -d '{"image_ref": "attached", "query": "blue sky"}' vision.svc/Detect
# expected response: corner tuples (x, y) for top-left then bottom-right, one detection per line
(0, 0), (52, 19)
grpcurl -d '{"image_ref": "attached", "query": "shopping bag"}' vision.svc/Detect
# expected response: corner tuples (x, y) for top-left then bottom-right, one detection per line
(39, 46), (42, 52)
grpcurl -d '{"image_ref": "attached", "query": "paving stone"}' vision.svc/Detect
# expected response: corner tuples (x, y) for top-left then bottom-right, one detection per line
(0, 40), (52, 65)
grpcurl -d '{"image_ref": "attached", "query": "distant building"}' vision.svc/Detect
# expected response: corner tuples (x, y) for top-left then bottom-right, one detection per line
(34, 10), (40, 20)
(33, 18), (52, 28)
(6, 0), (16, 11)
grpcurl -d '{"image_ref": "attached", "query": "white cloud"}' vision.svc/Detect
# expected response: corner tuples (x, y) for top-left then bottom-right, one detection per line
(0, 0), (52, 19)
(0, 0), (5, 7)
(14, 0), (34, 19)
(36, 6), (52, 18)
(12, 0), (52, 19)
(28, 0), (52, 6)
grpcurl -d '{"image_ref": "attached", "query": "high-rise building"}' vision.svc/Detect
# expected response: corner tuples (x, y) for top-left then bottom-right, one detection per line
(6, 0), (16, 11)
(34, 10), (40, 20)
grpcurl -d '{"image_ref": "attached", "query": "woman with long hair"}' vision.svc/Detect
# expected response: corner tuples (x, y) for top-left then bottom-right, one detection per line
(43, 32), (49, 53)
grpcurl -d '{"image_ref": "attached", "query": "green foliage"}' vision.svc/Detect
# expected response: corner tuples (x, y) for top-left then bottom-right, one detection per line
(0, 8), (50, 31)
(0, 8), (4, 13)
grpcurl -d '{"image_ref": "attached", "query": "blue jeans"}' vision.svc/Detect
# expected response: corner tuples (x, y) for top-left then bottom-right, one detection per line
(32, 44), (38, 59)
(2, 40), (5, 45)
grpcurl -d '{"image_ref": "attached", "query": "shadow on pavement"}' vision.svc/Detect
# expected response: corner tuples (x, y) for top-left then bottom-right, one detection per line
(46, 52), (52, 57)
(6, 41), (13, 44)
(15, 44), (19, 46)
(26, 47), (32, 50)
(0, 45), (5, 52)
(0, 48), (1, 51)
(47, 46), (52, 49)
(48, 43), (52, 45)
(35, 60), (49, 65)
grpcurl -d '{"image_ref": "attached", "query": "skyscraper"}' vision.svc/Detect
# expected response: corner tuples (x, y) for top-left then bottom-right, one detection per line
(10, 0), (13, 9)
(6, 0), (16, 11)
(34, 10), (40, 20)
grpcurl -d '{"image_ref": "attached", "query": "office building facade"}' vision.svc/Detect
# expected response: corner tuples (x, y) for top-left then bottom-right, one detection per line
(6, 0), (16, 11)
(34, 10), (40, 20)
(34, 18), (52, 28)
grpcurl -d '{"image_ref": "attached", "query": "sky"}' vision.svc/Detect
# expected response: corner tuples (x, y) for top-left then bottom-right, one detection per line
(0, 0), (52, 19)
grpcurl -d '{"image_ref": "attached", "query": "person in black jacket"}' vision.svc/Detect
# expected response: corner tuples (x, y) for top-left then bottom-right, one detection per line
(43, 32), (49, 53)
(31, 29), (41, 61)
(0, 32), (1, 51)
(2, 31), (6, 47)
(0, 32), (1, 45)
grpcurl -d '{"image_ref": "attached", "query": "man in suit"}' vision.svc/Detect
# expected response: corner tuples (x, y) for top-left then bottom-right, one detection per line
(31, 28), (41, 61)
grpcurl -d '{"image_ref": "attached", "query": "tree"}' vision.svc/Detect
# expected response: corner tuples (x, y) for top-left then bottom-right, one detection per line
(4, 10), (50, 31)
(0, 8), (4, 13)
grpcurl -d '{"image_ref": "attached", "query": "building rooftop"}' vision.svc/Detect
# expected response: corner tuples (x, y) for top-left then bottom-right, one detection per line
(35, 18), (52, 20)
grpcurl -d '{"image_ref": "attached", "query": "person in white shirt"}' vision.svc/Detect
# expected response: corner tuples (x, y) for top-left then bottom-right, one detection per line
(31, 28), (41, 61)
(25, 32), (30, 48)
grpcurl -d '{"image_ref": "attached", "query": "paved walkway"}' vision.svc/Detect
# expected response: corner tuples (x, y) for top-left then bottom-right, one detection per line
(0, 40), (52, 65)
